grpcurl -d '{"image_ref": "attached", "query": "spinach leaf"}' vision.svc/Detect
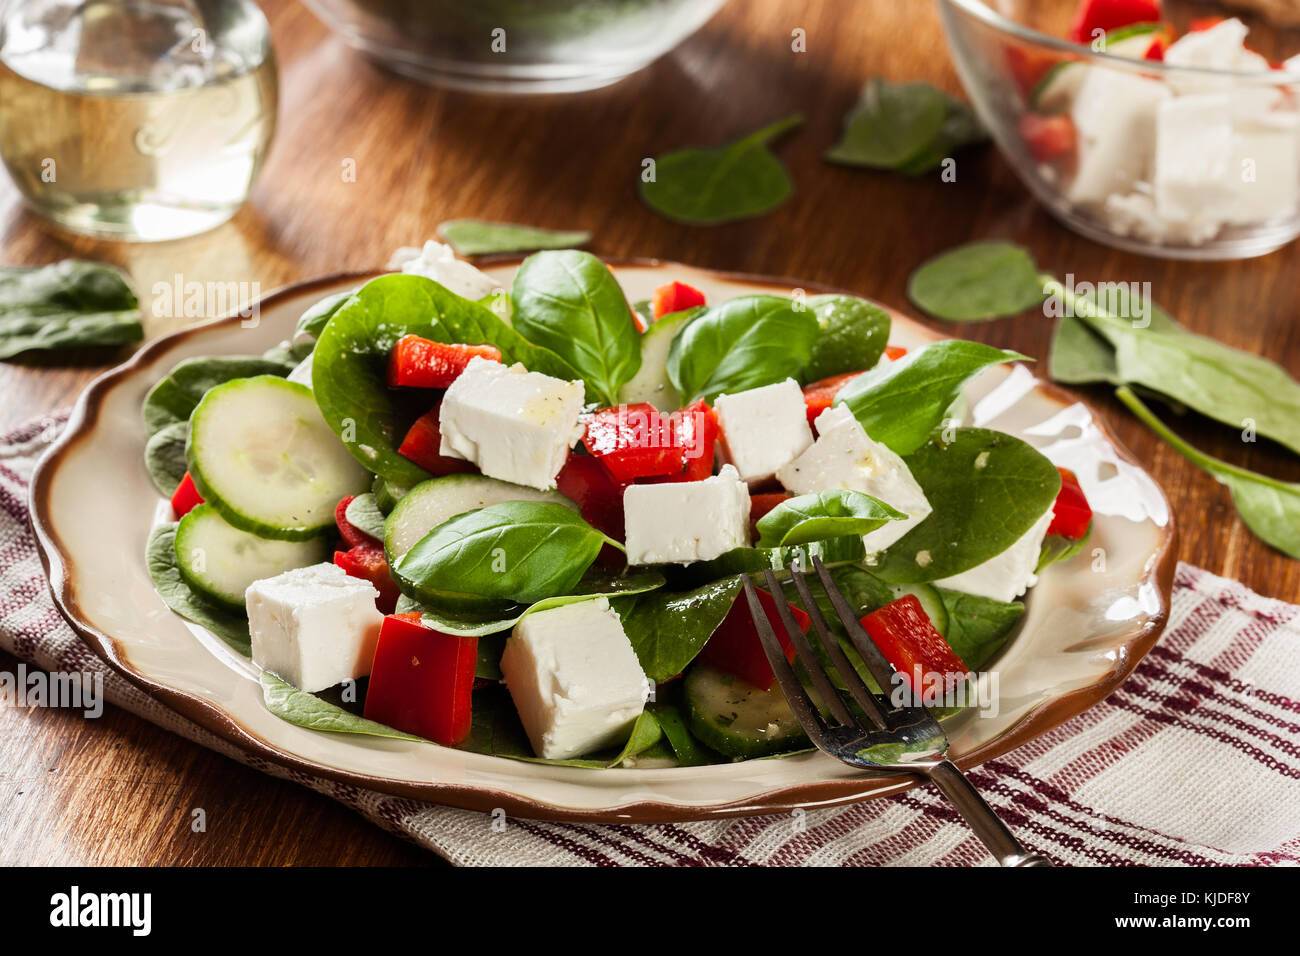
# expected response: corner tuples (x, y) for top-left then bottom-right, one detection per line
(755, 490), (905, 547)
(934, 588), (1024, 670)
(313, 273), (581, 488)
(0, 260), (142, 359)
(511, 250), (641, 406)
(1117, 387), (1300, 559)
(142, 354), (291, 437)
(343, 493), (387, 541)
(824, 79), (948, 169)
(613, 576), (744, 684)
(639, 114), (803, 225)
(667, 294), (819, 403)
(783, 564), (894, 628)
(393, 501), (617, 604)
(146, 523), (251, 655)
(680, 534), (868, 587)
(647, 703), (715, 766)
(260, 337), (314, 369)
(802, 294), (891, 380)
(260, 671), (424, 741)
(908, 241), (1047, 321)
(1037, 524), (1091, 573)
(144, 421), (188, 496)
(873, 428), (1062, 584)
(1048, 315), (1121, 384)
(836, 340), (1028, 455)
(294, 291), (354, 341)
(438, 220), (592, 256)
(894, 92), (988, 176)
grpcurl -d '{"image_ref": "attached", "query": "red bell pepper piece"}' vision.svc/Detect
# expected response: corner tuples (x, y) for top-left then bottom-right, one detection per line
(170, 472), (204, 519)
(699, 588), (810, 691)
(884, 345), (908, 361)
(1019, 113), (1078, 162)
(651, 281), (707, 321)
(668, 399), (718, 482)
(363, 612), (477, 746)
(1067, 0), (1162, 45)
(583, 403), (683, 483)
(1189, 15), (1225, 32)
(334, 541), (400, 615)
(1047, 467), (1092, 540)
(749, 492), (792, 540)
(557, 452), (627, 541)
(397, 406), (477, 476)
(861, 595), (969, 695)
(802, 372), (864, 428)
(334, 494), (378, 548)
(387, 334), (501, 389)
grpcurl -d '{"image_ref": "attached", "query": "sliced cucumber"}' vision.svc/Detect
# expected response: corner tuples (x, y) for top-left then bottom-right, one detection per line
(173, 504), (328, 611)
(1102, 22), (1166, 59)
(187, 376), (369, 541)
(684, 664), (809, 759)
(888, 582), (948, 636)
(681, 535), (867, 586)
(619, 307), (697, 410)
(1029, 61), (1086, 114)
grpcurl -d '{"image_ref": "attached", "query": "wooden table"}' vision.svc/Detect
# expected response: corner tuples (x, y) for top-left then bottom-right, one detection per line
(1, 0), (1296, 866)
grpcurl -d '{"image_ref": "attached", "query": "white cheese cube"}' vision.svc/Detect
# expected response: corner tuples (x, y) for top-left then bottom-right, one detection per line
(776, 406), (931, 554)
(246, 563), (384, 693)
(622, 464), (750, 565)
(934, 508), (1055, 604)
(438, 356), (585, 490)
(1067, 68), (1170, 205)
(500, 598), (648, 760)
(1163, 18), (1278, 118)
(713, 378), (813, 481)
(1154, 94), (1237, 227)
(1231, 115), (1300, 223)
(388, 240), (500, 300)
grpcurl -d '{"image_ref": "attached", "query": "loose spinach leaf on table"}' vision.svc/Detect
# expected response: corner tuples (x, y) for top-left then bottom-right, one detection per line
(934, 588), (1024, 670)
(755, 490), (905, 547)
(146, 524), (251, 655)
(639, 114), (803, 225)
(1117, 387), (1300, 559)
(142, 354), (292, 437)
(613, 576), (744, 684)
(260, 671), (424, 741)
(873, 428), (1062, 584)
(144, 421), (189, 496)
(835, 340), (1027, 455)
(802, 294), (892, 380)
(0, 260), (142, 359)
(825, 78), (948, 169)
(438, 220), (592, 256)
(511, 250), (641, 406)
(908, 241), (1048, 322)
(894, 92), (988, 176)
(667, 294), (819, 403)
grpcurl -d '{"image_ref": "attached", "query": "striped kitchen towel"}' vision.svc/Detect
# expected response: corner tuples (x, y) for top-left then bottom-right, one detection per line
(2, 413), (1298, 866)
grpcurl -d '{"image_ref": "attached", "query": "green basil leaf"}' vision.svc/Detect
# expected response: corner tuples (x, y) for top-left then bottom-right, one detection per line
(0, 260), (142, 359)
(142, 354), (292, 437)
(836, 340), (1028, 455)
(294, 291), (354, 341)
(146, 524), (251, 655)
(802, 294), (891, 380)
(934, 588), (1024, 670)
(260, 671), (424, 741)
(679, 534), (868, 587)
(907, 241), (1048, 321)
(755, 490), (905, 547)
(873, 428), (1062, 584)
(824, 78), (948, 169)
(511, 250), (642, 406)
(344, 493), (387, 542)
(1117, 387), (1300, 559)
(613, 576), (744, 684)
(639, 114), (803, 225)
(438, 220), (592, 256)
(144, 421), (188, 496)
(667, 294), (819, 403)
(393, 501), (615, 604)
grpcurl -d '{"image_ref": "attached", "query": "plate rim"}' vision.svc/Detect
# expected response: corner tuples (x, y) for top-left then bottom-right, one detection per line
(28, 258), (1179, 823)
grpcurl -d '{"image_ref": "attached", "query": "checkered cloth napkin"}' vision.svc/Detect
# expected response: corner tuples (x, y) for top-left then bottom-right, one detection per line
(3, 413), (1298, 866)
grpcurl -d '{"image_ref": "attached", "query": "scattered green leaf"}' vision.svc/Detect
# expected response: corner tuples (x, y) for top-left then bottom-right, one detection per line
(438, 220), (592, 256)
(908, 241), (1047, 321)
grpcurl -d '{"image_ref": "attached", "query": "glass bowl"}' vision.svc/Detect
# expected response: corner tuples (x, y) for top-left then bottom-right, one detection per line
(937, 0), (1300, 259)
(300, 0), (728, 93)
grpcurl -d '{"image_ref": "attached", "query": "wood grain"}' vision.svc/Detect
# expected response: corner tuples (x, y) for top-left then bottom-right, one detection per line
(1, 0), (1296, 865)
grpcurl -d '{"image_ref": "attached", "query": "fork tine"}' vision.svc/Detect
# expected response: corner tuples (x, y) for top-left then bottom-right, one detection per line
(788, 567), (892, 729)
(759, 569), (856, 727)
(739, 574), (826, 735)
(811, 556), (902, 698)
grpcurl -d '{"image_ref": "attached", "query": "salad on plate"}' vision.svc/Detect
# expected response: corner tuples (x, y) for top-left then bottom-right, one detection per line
(141, 242), (1092, 768)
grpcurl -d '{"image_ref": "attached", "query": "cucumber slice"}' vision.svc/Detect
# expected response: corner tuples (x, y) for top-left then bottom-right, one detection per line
(681, 534), (867, 586)
(371, 475), (409, 514)
(187, 375), (369, 541)
(619, 307), (696, 410)
(1103, 22), (1165, 59)
(684, 664), (809, 759)
(173, 505), (328, 611)
(888, 582), (949, 636)
(1029, 61), (1086, 114)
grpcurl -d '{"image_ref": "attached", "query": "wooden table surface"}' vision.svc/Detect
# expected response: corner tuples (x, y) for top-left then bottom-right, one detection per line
(2, 0), (1297, 866)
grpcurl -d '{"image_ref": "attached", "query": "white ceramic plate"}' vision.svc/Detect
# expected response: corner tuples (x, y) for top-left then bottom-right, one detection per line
(30, 260), (1176, 822)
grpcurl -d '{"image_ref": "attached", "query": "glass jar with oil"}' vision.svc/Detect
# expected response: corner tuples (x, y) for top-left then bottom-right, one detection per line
(0, 0), (277, 241)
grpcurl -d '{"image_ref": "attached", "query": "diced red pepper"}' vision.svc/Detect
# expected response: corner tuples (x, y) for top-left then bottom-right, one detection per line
(170, 472), (204, 519)
(364, 612), (477, 746)
(861, 595), (969, 694)
(583, 403), (683, 483)
(699, 589), (810, 691)
(1067, 0), (1162, 45)
(667, 399), (718, 482)
(397, 406), (477, 477)
(334, 541), (400, 615)
(557, 452), (627, 541)
(334, 494), (378, 548)
(1143, 38), (1165, 61)
(1189, 15), (1225, 32)
(802, 372), (864, 428)
(1047, 467), (1092, 540)
(749, 493), (792, 540)
(1019, 113), (1078, 162)
(651, 281), (707, 321)
(884, 345), (908, 361)
(386, 334), (501, 389)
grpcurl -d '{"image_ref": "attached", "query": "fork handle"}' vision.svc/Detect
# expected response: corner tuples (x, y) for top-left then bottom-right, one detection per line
(928, 760), (1053, 867)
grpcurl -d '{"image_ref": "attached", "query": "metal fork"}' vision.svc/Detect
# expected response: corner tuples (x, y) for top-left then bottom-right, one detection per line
(741, 558), (1051, 867)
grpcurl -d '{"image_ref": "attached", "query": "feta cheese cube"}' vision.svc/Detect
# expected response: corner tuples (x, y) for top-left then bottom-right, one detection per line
(1231, 114), (1300, 224)
(776, 406), (931, 553)
(713, 378), (813, 481)
(933, 507), (1055, 604)
(623, 464), (750, 565)
(1154, 94), (1237, 226)
(388, 240), (500, 300)
(246, 563), (384, 693)
(1067, 68), (1170, 205)
(500, 598), (648, 760)
(1163, 18), (1279, 118)
(438, 356), (585, 490)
